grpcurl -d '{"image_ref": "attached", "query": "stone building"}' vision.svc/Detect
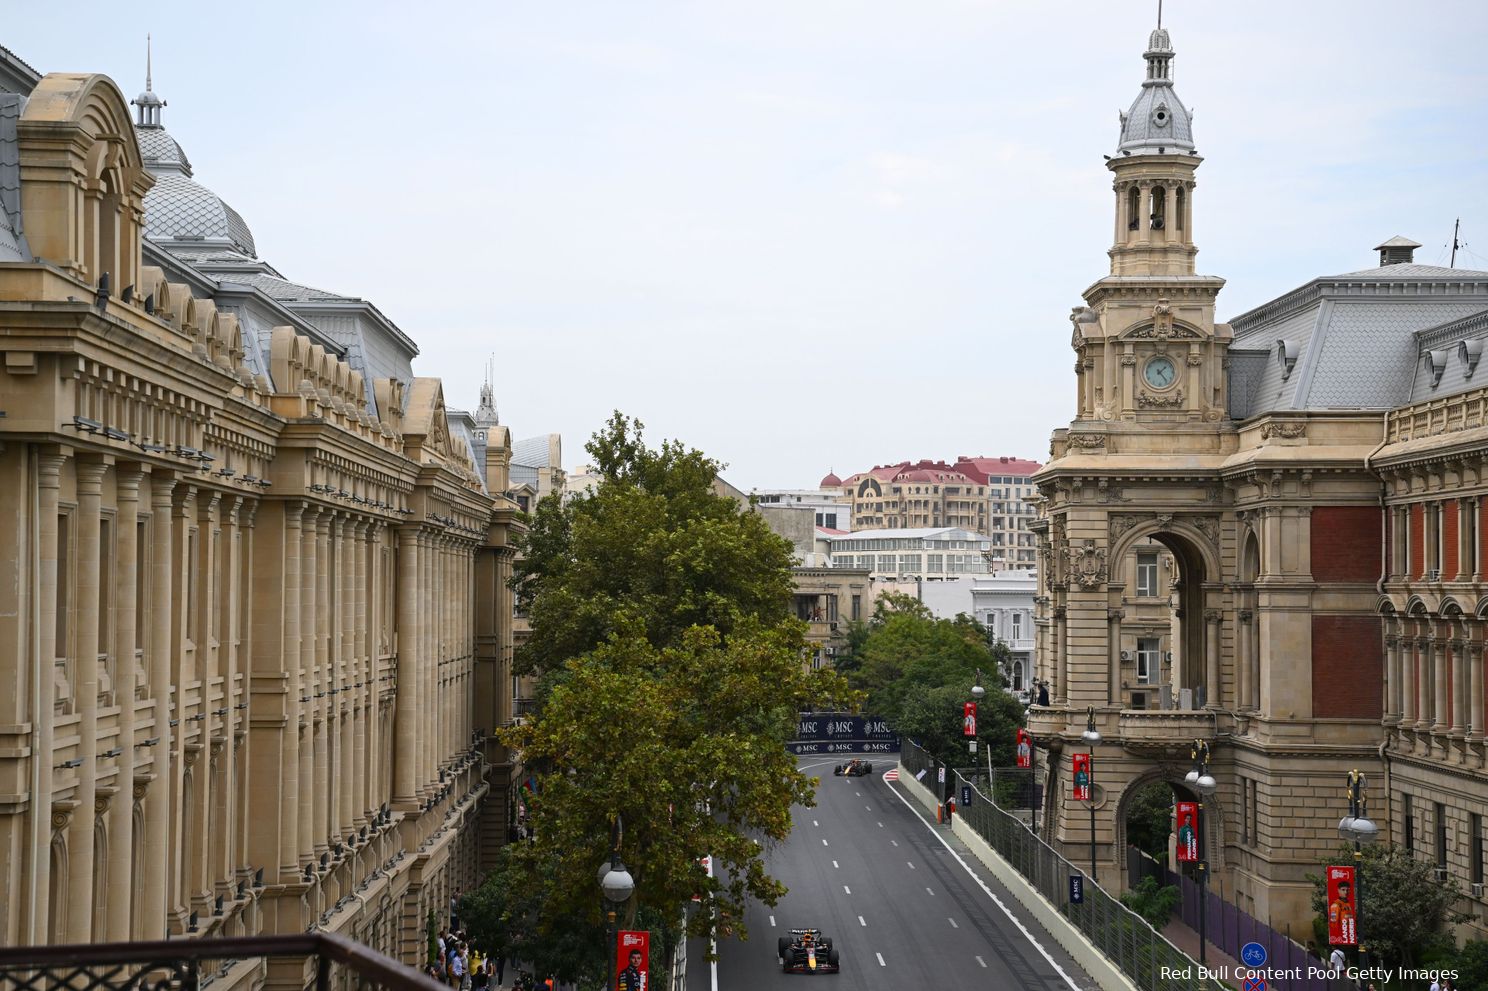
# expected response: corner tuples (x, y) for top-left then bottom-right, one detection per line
(0, 62), (525, 979)
(1030, 18), (1488, 937)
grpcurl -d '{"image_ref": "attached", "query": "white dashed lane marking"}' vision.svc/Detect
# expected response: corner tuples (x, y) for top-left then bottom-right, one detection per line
(876, 952), (886, 967)
(832, 860), (839, 868)
(926, 887), (935, 896)
(948, 918), (959, 929)
(812, 820), (819, 827)
(769, 916), (776, 927)
(891, 840), (898, 847)
(976, 956), (988, 969)
(907, 861), (916, 870)
(822, 839), (829, 847)
(844, 885), (851, 894)
(877, 821), (883, 828)
(858, 915), (867, 927)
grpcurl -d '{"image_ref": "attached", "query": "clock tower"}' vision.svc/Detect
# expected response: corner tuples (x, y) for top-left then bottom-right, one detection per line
(1067, 24), (1231, 435)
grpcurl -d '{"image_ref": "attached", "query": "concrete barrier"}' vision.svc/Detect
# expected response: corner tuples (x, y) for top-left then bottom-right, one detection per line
(897, 761), (1138, 991)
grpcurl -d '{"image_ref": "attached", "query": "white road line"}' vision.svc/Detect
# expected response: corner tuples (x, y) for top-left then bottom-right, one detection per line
(891, 839), (898, 846)
(907, 861), (916, 870)
(856, 791), (862, 796)
(883, 771), (1083, 991)
(858, 915), (867, 927)
(948, 917), (959, 929)
(865, 805), (872, 810)
(877, 821), (883, 828)
(926, 887), (935, 896)
(812, 820), (819, 827)
(832, 860), (839, 869)
(844, 885), (851, 894)
(876, 952), (886, 968)
(822, 838), (829, 847)
(769, 915), (776, 927)
(976, 956), (988, 968)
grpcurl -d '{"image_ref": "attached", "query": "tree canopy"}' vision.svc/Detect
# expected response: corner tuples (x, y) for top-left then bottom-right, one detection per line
(480, 413), (851, 982)
(1308, 844), (1468, 968)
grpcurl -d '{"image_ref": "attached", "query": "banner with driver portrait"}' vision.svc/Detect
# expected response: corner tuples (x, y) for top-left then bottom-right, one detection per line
(1327, 865), (1357, 946)
(1175, 801), (1198, 863)
(616, 930), (650, 991)
(1072, 753), (1091, 801)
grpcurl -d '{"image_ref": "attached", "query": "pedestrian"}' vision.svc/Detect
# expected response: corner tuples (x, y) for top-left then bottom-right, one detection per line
(1329, 947), (1345, 973)
(461, 944), (473, 991)
(1037, 682), (1050, 706)
(451, 889), (461, 931)
(1429, 977), (1441, 991)
(449, 942), (466, 990)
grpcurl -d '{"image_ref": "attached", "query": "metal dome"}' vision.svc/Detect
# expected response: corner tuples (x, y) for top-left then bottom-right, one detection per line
(144, 172), (258, 258)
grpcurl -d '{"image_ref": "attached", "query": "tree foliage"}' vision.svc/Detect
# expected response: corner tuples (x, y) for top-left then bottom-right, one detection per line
(1124, 781), (1176, 861)
(1120, 876), (1181, 929)
(484, 413), (853, 968)
(843, 593), (1025, 772)
(1308, 845), (1469, 968)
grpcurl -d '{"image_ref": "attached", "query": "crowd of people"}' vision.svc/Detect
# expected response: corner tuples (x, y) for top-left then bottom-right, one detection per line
(425, 892), (554, 991)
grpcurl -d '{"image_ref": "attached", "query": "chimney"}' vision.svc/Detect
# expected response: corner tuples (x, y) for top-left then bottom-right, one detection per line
(1375, 236), (1421, 267)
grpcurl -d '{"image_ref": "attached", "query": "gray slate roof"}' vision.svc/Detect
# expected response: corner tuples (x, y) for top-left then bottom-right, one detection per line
(1227, 258), (1488, 418)
(0, 92), (28, 261)
(145, 172), (257, 258)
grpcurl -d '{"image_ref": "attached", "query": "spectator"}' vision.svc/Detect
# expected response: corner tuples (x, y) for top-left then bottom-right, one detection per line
(1037, 682), (1050, 706)
(1329, 947), (1345, 973)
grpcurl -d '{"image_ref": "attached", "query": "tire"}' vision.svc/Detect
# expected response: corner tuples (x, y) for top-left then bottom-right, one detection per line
(820, 938), (832, 951)
(828, 948), (840, 967)
(778, 937), (790, 960)
(833, 765), (843, 776)
(864, 763), (873, 774)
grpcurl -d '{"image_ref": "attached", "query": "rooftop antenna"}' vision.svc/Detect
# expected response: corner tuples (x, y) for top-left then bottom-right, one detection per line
(1157, 0), (1163, 29)
(1451, 218), (1461, 269)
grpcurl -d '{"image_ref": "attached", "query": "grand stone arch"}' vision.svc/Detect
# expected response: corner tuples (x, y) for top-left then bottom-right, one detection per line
(1113, 764), (1227, 881)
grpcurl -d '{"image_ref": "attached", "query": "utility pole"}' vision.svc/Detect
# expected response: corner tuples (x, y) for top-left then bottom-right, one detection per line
(1451, 218), (1461, 268)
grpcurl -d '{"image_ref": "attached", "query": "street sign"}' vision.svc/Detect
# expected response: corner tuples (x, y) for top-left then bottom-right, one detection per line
(937, 767), (946, 784)
(1241, 942), (1268, 968)
(1069, 874), (1084, 904)
(961, 785), (972, 807)
(1243, 978), (1267, 991)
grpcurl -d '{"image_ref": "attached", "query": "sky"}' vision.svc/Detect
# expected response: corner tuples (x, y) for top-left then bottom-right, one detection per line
(10, 1), (1488, 490)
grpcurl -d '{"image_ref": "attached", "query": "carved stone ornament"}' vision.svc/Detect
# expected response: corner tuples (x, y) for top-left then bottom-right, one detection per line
(1186, 352), (1203, 366)
(1194, 516), (1220, 543)
(1068, 433), (1107, 449)
(1109, 515), (1141, 541)
(1120, 353), (1138, 366)
(1260, 422), (1307, 440)
(1065, 539), (1109, 588)
(1138, 389), (1185, 408)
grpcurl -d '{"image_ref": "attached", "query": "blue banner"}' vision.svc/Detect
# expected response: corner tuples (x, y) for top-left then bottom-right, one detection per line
(789, 713), (900, 754)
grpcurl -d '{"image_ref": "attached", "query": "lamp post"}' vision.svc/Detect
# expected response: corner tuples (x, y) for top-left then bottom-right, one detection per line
(1081, 706), (1101, 881)
(1338, 769), (1378, 970)
(1184, 739), (1217, 966)
(599, 816), (635, 991)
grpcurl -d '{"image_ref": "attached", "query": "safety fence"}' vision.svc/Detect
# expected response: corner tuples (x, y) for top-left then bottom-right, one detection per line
(901, 739), (1226, 991)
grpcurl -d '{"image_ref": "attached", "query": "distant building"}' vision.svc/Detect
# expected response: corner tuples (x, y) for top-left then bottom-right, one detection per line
(821, 456), (1040, 568)
(751, 486), (849, 531)
(970, 572), (1038, 692)
(824, 527), (994, 580)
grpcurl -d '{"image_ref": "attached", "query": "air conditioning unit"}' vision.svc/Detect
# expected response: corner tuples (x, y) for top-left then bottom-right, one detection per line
(830, 622), (839, 632)
(825, 647), (836, 656)
(1120, 650), (1133, 662)
(1428, 569), (1441, 581)
(1435, 867), (1449, 882)
(1473, 883), (1484, 899)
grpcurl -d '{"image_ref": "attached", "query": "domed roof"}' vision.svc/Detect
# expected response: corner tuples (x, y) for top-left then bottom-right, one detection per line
(1116, 27), (1195, 156)
(144, 171), (258, 258)
(820, 471), (842, 488)
(136, 126), (191, 174)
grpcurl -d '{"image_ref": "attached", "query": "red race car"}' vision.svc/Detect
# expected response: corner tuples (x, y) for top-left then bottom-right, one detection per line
(778, 929), (840, 974)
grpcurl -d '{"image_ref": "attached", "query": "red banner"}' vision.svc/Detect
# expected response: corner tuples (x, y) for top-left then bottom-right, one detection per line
(1175, 802), (1199, 862)
(617, 930), (649, 991)
(1016, 728), (1032, 769)
(1327, 866), (1357, 946)
(963, 702), (978, 737)
(1072, 753), (1091, 801)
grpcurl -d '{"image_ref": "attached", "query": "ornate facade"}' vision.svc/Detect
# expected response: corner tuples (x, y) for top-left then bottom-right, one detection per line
(1031, 19), (1488, 937)
(0, 64), (525, 984)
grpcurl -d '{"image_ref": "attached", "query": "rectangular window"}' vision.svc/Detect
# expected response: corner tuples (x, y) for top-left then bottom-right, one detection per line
(1240, 777), (1250, 845)
(876, 554), (895, 574)
(1473, 813), (1484, 885)
(1137, 637), (1161, 684)
(827, 596), (838, 623)
(899, 553), (919, 573)
(1136, 553), (1159, 597)
(1437, 802), (1449, 870)
(851, 595), (862, 621)
(1404, 794), (1414, 852)
(56, 512), (71, 658)
(824, 513), (837, 530)
(926, 553), (943, 573)
(1012, 613), (1022, 640)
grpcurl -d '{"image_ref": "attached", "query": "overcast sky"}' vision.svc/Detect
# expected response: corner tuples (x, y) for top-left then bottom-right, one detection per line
(11, 2), (1488, 490)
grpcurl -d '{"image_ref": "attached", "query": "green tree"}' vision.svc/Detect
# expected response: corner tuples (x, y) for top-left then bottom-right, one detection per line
(487, 413), (853, 959)
(1120, 876), (1182, 929)
(1124, 781), (1175, 861)
(1308, 845), (1469, 968)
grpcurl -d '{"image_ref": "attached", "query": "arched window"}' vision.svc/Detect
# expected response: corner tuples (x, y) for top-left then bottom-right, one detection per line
(1012, 660), (1025, 691)
(1175, 185), (1187, 232)
(1127, 186), (1140, 231)
(1150, 186), (1167, 230)
(49, 834), (68, 943)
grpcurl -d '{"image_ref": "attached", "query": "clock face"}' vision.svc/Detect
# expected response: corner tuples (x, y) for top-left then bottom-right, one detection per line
(1144, 356), (1177, 389)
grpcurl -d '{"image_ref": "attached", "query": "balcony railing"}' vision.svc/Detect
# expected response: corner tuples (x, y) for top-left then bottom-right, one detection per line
(1117, 708), (1217, 754)
(0, 933), (445, 991)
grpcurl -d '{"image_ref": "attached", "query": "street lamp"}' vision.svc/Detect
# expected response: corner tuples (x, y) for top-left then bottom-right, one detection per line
(599, 816), (635, 991)
(1339, 770), (1378, 970)
(1081, 706), (1101, 881)
(1188, 739), (1218, 966)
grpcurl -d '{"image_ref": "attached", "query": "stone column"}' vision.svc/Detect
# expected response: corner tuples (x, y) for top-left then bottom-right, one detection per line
(1054, 607), (1067, 702)
(1384, 633), (1402, 725)
(337, 513), (354, 844)
(68, 456), (108, 941)
(1453, 635), (1469, 738)
(1237, 609), (1254, 711)
(354, 519), (370, 828)
(1204, 609), (1221, 709)
(316, 511), (332, 851)
(106, 464), (143, 940)
(1432, 633), (1449, 735)
(299, 506), (319, 860)
(393, 525), (421, 806)
(1404, 636), (1420, 727)
(27, 452), (65, 943)
(279, 502), (304, 879)
(1471, 625), (1485, 744)
(139, 471), (174, 940)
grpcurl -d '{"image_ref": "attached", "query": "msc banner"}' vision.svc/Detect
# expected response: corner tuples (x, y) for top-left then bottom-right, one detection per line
(789, 713), (900, 754)
(1327, 866), (1357, 946)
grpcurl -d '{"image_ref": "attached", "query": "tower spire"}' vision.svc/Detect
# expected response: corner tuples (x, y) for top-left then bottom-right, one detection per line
(146, 33), (153, 92)
(132, 34), (165, 128)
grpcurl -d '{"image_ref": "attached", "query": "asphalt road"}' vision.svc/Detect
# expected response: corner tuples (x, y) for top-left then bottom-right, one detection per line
(686, 756), (1099, 991)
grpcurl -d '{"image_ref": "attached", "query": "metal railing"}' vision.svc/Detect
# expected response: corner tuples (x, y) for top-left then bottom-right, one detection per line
(901, 740), (1224, 991)
(0, 933), (447, 991)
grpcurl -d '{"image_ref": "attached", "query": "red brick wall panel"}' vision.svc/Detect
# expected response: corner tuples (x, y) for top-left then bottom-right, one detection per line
(1411, 504), (1425, 579)
(1445, 500), (1460, 577)
(1312, 615), (1384, 719)
(1311, 506), (1384, 584)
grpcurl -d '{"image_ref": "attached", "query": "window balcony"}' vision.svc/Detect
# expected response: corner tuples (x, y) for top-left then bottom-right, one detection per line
(0, 933), (444, 991)
(1117, 708), (1217, 756)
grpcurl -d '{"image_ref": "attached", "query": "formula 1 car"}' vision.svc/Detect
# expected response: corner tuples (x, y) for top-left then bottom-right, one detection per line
(778, 929), (840, 974)
(833, 759), (874, 777)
